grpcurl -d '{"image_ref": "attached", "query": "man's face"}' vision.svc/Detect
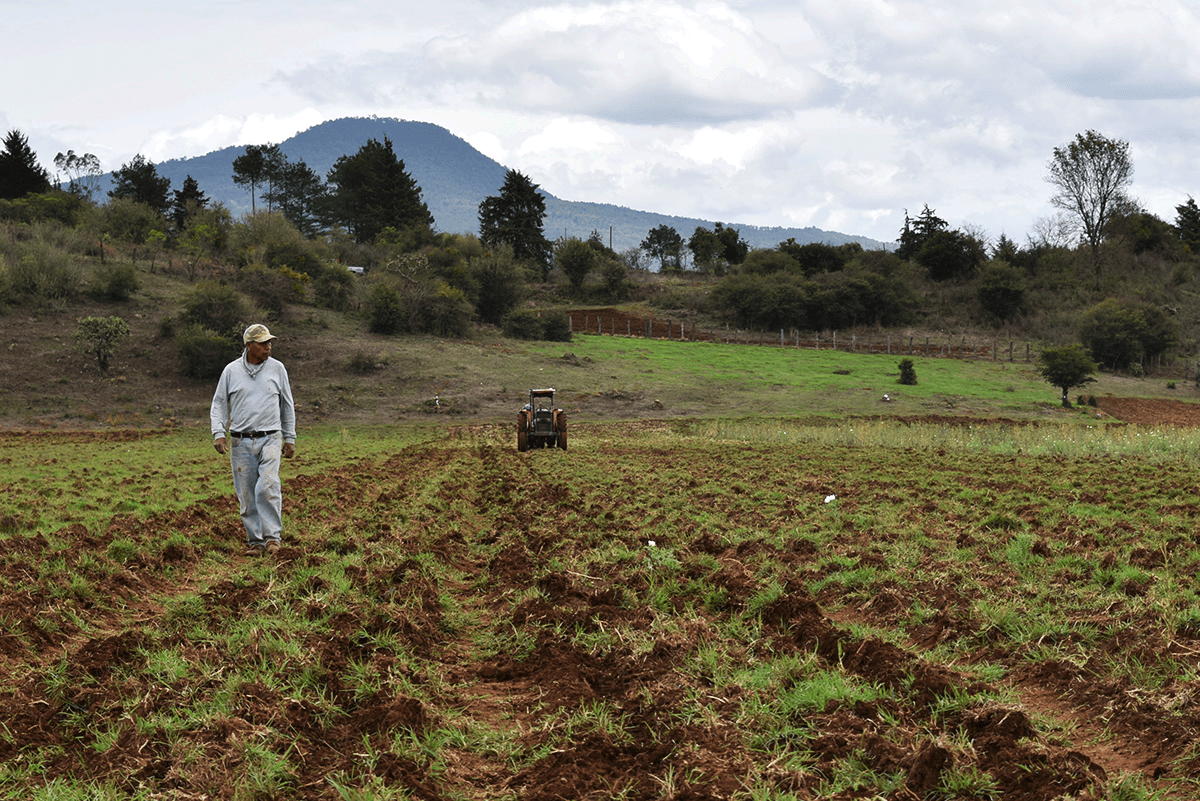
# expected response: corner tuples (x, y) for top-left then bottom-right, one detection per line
(246, 339), (273, 364)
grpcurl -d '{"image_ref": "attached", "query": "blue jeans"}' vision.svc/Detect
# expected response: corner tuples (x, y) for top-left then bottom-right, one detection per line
(230, 433), (283, 546)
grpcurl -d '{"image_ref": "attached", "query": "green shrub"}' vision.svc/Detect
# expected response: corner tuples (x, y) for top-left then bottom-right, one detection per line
(175, 324), (238, 380)
(897, 358), (918, 385)
(305, 261), (355, 312)
(73, 316), (131, 372)
(976, 260), (1026, 322)
(178, 281), (254, 338)
(7, 243), (83, 301)
(468, 245), (525, 325)
(427, 282), (472, 338)
(348, 351), (387, 374)
(237, 265), (295, 317)
(366, 282), (405, 334)
(542, 311), (573, 342)
(503, 308), (573, 342)
(0, 191), (86, 226)
(1078, 297), (1180, 370)
(92, 262), (140, 301)
(228, 211), (305, 267)
(100, 196), (165, 245)
(504, 308), (544, 340)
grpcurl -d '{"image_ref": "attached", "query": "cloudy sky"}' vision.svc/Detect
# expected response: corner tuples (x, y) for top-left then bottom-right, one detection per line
(5, 0), (1200, 245)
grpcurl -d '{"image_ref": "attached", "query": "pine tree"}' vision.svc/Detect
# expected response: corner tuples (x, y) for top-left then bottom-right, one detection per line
(232, 145), (267, 214)
(271, 159), (328, 238)
(0, 129), (51, 199)
(478, 169), (552, 278)
(1176, 196), (1200, 253)
(326, 136), (433, 243)
(171, 175), (209, 230)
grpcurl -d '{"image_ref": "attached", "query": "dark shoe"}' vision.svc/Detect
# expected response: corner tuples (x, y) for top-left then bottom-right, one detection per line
(265, 540), (281, 555)
(245, 543), (266, 557)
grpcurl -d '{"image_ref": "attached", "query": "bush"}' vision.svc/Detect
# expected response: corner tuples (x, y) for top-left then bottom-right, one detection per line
(1078, 297), (1179, 370)
(175, 324), (239, 380)
(503, 309), (572, 342)
(976, 261), (1026, 322)
(237, 265), (297, 317)
(6, 240), (83, 301)
(305, 261), (355, 312)
(427, 282), (472, 338)
(366, 282), (406, 334)
(348, 351), (387, 374)
(228, 212), (305, 267)
(504, 309), (545, 340)
(73, 316), (131, 372)
(555, 237), (597, 291)
(468, 245), (526, 326)
(92, 262), (140, 301)
(179, 281), (254, 339)
(0, 191), (85, 226)
(897, 358), (918, 385)
(542, 311), (573, 342)
(917, 229), (983, 281)
(100, 197), (165, 245)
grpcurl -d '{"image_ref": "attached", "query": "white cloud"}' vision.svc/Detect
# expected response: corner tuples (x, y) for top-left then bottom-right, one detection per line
(140, 110), (328, 163)
(9, 0), (1200, 243)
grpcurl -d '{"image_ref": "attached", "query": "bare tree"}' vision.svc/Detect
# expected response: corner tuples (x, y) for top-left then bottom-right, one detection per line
(1029, 213), (1078, 250)
(54, 150), (103, 201)
(1045, 130), (1133, 290)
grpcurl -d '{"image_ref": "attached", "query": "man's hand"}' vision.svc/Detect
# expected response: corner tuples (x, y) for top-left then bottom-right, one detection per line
(283, 442), (296, 459)
(214, 437), (227, 455)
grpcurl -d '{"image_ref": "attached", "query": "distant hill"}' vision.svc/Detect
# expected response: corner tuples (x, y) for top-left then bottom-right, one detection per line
(100, 117), (886, 253)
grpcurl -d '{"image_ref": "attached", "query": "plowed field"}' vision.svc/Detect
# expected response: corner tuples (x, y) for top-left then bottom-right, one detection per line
(2, 414), (1200, 799)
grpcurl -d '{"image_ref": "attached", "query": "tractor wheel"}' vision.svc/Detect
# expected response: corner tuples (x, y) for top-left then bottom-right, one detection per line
(556, 413), (568, 450)
(517, 411), (529, 452)
(517, 430), (528, 452)
(558, 430), (568, 450)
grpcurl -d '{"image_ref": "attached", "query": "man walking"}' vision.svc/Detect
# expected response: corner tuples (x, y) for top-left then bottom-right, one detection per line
(211, 324), (297, 556)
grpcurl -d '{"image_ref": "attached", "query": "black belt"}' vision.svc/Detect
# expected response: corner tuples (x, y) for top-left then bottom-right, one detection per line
(230, 430), (277, 438)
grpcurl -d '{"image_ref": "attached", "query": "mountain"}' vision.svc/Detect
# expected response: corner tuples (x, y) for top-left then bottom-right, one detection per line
(105, 117), (886, 253)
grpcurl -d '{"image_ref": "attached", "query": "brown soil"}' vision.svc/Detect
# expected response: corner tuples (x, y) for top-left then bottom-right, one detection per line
(4, 302), (1200, 797)
(1097, 395), (1200, 426)
(2, 422), (1200, 798)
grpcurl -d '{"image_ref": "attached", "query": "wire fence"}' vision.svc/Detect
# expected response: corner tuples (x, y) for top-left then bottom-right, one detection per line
(568, 310), (1041, 363)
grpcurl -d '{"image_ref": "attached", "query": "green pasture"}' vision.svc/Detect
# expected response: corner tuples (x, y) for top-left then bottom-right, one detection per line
(479, 332), (1196, 421)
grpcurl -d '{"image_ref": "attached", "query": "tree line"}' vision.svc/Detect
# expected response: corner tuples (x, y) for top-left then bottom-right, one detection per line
(1, 126), (1198, 393)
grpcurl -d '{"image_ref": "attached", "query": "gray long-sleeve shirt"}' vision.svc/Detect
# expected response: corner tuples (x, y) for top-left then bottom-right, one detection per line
(210, 352), (296, 442)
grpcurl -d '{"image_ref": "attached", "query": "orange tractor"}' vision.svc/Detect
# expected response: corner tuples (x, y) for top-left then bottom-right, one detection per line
(517, 388), (567, 451)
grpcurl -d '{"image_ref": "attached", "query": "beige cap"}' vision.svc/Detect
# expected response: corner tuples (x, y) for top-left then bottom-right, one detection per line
(243, 324), (277, 344)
